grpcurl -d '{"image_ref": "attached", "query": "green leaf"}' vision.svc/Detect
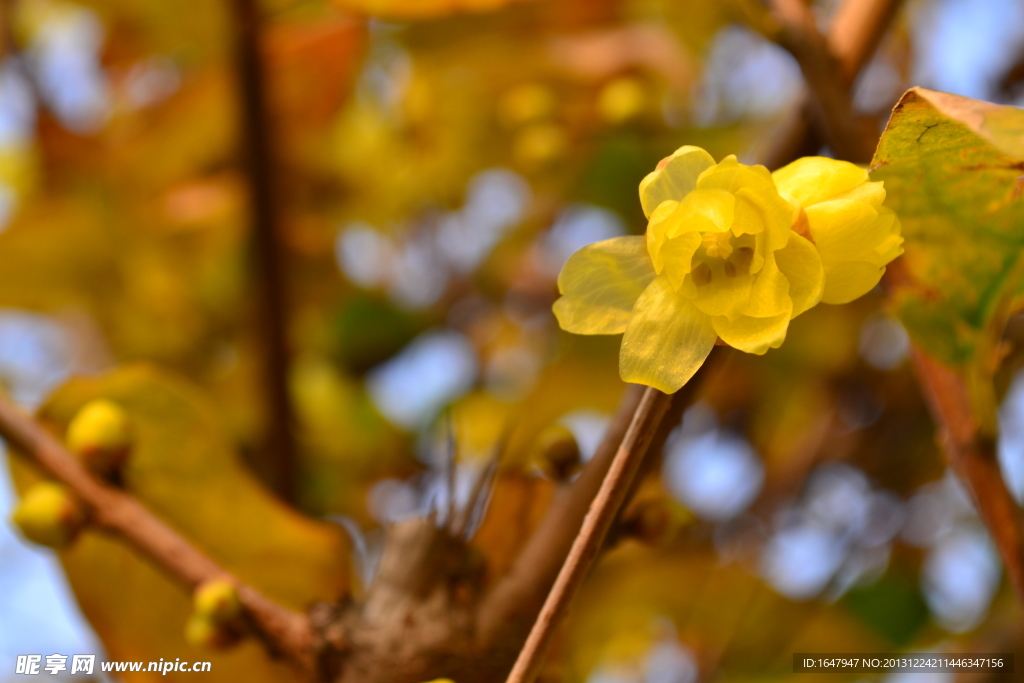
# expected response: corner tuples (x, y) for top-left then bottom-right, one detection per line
(842, 574), (929, 647)
(8, 364), (349, 682)
(871, 87), (1024, 368)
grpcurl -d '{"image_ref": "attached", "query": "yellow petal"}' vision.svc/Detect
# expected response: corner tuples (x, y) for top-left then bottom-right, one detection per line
(772, 156), (868, 207)
(805, 199), (889, 263)
(675, 188), (736, 232)
(872, 207), (904, 264)
(833, 180), (886, 207)
(639, 146), (715, 218)
(875, 235), (904, 264)
(730, 192), (766, 237)
(733, 196), (767, 272)
(774, 232), (824, 317)
(660, 232), (702, 290)
(735, 185), (795, 252)
(553, 236), (655, 334)
(646, 200), (679, 272)
(619, 276), (718, 393)
(821, 261), (884, 304)
(745, 252), (790, 318)
(697, 155), (774, 193)
(882, 205), (902, 238)
(712, 304), (792, 355)
(648, 204), (723, 273)
(691, 270), (754, 321)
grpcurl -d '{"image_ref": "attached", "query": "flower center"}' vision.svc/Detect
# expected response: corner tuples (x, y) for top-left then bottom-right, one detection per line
(689, 232), (757, 289)
(701, 231), (733, 259)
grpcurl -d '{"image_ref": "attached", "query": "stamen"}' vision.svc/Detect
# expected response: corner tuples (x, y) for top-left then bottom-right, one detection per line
(701, 231), (733, 259)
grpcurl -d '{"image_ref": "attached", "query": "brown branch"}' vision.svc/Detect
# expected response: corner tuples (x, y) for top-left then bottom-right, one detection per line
(827, 0), (903, 80)
(476, 353), (715, 657)
(475, 384), (642, 647)
(910, 348), (1024, 606)
(503, 387), (674, 683)
(768, 0), (1024, 613)
(229, 0), (297, 501)
(0, 0), (14, 63)
(768, 0), (876, 163)
(758, 0), (903, 168)
(0, 394), (315, 671)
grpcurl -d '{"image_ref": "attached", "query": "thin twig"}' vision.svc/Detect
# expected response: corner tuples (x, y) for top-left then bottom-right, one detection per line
(757, 0), (903, 168)
(910, 348), (1024, 606)
(229, 0), (297, 502)
(0, 0), (15, 63)
(445, 412), (457, 529)
(503, 387), (674, 683)
(769, 0), (876, 163)
(452, 424), (509, 539)
(476, 384), (644, 647)
(478, 354), (717, 661)
(0, 394), (315, 671)
(768, 0), (1024, 608)
(826, 0), (903, 81)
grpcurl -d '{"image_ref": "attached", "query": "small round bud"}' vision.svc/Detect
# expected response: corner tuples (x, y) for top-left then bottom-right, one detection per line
(193, 579), (242, 623)
(11, 482), (87, 549)
(497, 83), (555, 128)
(621, 499), (672, 546)
(184, 613), (241, 650)
(66, 399), (132, 478)
(513, 123), (567, 167)
(597, 77), (646, 125)
(535, 424), (580, 483)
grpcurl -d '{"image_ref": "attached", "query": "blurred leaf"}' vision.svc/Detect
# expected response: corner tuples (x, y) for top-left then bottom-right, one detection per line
(331, 293), (421, 374)
(872, 88), (1024, 368)
(72, 0), (230, 65)
(9, 364), (349, 682)
(659, 0), (774, 52)
(290, 355), (411, 516)
(331, 0), (537, 21)
(842, 574), (929, 647)
(576, 132), (660, 225)
(472, 472), (554, 581)
(0, 195), (118, 313)
(564, 545), (885, 683)
(267, 16), (366, 131)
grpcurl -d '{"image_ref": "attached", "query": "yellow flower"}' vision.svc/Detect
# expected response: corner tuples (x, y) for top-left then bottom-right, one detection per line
(553, 146), (826, 393)
(772, 156), (903, 304)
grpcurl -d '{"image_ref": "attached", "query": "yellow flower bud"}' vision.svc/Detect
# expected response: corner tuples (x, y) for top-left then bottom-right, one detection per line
(193, 579), (242, 623)
(497, 83), (556, 128)
(597, 77), (647, 125)
(66, 399), (132, 478)
(11, 482), (87, 549)
(513, 122), (568, 167)
(184, 613), (242, 650)
(620, 499), (672, 546)
(772, 156), (903, 304)
(534, 423), (580, 482)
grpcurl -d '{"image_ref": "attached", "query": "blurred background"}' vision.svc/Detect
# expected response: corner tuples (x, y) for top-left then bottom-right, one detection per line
(2, 0), (1024, 681)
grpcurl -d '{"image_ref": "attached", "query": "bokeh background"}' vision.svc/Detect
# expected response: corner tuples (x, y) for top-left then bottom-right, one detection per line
(2, 0), (1024, 681)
